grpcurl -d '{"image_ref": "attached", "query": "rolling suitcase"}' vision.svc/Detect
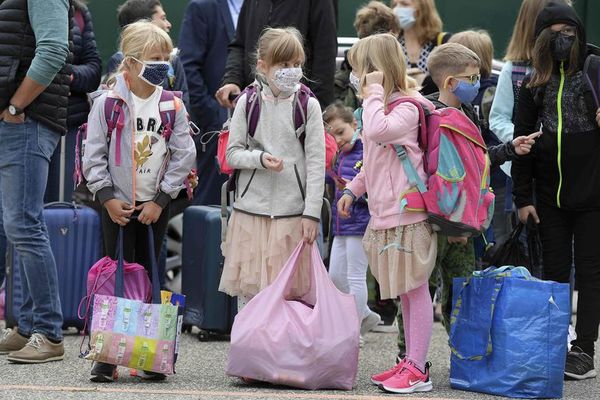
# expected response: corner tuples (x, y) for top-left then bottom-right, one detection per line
(4, 202), (101, 331)
(181, 185), (236, 341)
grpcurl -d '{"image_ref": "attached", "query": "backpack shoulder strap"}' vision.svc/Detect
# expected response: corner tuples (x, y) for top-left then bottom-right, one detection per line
(242, 84), (261, 138)
(436, 32), (450, 47)
(104, 91), (125, 166)
(158, 90), (178, 142)
(386, 98), (429, 193)
(294, 83), (314, 148)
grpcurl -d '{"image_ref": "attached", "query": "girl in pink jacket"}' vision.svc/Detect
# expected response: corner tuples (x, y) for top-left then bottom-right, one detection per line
(338, 33), (437, 394)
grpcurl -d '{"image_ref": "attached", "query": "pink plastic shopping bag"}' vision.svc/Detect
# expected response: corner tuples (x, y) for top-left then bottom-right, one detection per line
(226, 242), (360, 390)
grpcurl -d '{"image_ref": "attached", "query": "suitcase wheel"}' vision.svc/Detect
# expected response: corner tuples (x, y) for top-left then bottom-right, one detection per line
(198, 329), (211, 342)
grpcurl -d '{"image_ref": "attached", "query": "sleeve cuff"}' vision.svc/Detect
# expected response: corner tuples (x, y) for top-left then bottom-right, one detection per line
(259, 151), (267, 169)
(343, 188), (357, 202)
(153, 191), (172, 209)
(96, 186), (115, 205)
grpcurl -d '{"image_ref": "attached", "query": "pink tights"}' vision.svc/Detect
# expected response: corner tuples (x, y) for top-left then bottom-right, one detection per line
(399, 282), (433, 371)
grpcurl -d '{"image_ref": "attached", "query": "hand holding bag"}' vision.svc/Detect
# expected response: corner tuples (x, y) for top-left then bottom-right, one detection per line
(226, 242), (360, 390)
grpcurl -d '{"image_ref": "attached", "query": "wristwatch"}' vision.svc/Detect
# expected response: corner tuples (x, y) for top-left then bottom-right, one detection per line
(8, 104), (24, 116)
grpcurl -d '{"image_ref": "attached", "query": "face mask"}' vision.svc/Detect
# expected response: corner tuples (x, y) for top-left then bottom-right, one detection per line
(272, 67), (303, 92)
(349, 72), (360, 92)
(551, 32), (575, 61)
(394, 6), (416, 30)
(133, 57), (170, 86)
(451, 79), (481, 104)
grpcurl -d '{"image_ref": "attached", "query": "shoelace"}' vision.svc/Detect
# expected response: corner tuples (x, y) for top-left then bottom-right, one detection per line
(0, 328), (12, 341)
(26, 333), (44, 349)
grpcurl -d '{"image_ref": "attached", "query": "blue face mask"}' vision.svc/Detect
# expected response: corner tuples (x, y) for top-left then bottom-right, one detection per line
(133, 57), (170, 86)
(451, 79), (481, 104)
(394, 6), (416, 30)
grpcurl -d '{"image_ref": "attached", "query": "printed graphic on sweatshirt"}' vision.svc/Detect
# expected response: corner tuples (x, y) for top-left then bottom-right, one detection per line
(131, 89), (167, 202)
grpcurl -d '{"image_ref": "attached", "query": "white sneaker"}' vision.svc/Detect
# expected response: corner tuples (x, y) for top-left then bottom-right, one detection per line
(360, 312), (382, 336)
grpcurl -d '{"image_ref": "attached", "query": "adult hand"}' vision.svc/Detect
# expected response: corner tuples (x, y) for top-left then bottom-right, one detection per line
(447, 236), (468, 245)
(337, 193), (354, 218)
(135, 201), (163, 225)
(215, 84), (241, 108)
(513, 131), (542, 155)
(518, 205), (540, 224)
(105, 199), (134, 226)
(302, 218), (319, 244)
(596, 108), (600, 127)
(262, 153), (284, 172)
(0, 109), (25, 124)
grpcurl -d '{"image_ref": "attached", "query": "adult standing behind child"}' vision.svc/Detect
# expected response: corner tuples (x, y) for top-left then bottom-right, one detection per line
(323, 103), (380, 346)
(513, 1), (600, 380)
(218, 27), (325, 311)
(83, 21), (196, 382)
(389, 0), (451, 92)
(338, 33), (438, 394)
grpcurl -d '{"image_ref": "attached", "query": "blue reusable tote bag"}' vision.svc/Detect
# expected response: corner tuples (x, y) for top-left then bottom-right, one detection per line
(449, 266), (570, 398)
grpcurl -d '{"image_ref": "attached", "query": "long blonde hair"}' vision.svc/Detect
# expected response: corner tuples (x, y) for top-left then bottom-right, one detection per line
(347, 33), (414, 107)
(106, 21), (173, 86)
(391, 0), (443, 44)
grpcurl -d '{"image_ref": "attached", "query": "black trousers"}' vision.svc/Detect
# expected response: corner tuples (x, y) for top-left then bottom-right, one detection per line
(101, 203), (170, 280)
(538, 203), (600, 356)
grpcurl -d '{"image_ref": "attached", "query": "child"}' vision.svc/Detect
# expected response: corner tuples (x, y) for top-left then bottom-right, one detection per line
(82, 21), (196, 382)
(218, 27), (325, 310)
(323, 103), (381, 345)
(513, 2), (600, 380)
(423, 42), (538, 333)
(338, 33), (438, 394)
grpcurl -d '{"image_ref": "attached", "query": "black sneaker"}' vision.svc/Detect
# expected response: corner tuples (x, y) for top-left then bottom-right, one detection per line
(565, 346), (597, 380)
(90, 362), (118, 382)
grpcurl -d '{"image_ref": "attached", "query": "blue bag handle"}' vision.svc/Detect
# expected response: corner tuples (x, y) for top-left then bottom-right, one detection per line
(114, 218), (161, 304)
(448, 276), (503, 360)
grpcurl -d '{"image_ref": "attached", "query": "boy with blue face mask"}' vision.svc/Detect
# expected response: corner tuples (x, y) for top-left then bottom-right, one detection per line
(397, 42), (539, 343)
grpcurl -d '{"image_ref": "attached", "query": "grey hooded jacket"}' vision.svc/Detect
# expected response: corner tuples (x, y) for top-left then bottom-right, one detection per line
(83, 74), (196, 207)
(227, 81), (325, 220)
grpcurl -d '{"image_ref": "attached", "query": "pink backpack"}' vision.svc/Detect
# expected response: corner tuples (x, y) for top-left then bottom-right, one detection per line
(389, 98), (494, 237)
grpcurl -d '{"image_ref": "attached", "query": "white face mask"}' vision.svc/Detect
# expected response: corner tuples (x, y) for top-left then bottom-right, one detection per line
(394, 6), (416, 30)
(349, 72), (360, 92)
(272, 67), (303, 92)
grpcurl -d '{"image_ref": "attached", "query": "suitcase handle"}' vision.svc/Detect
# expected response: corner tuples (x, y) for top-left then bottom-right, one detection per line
(44, 201), (80, 222)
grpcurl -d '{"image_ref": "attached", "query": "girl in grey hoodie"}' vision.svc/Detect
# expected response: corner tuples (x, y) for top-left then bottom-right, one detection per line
(82, 21), (195, 382)
(218, 27), (325, 310)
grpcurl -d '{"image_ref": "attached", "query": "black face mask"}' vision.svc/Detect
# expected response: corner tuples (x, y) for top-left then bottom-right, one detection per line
(550, 32), (576, 61)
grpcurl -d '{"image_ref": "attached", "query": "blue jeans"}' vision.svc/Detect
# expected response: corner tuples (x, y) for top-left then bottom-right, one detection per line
(0, 118), (63, 341)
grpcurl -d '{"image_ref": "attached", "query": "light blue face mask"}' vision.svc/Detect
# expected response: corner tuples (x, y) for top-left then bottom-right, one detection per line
(394, 6), (416, 30)
(451, 79), (481, 104)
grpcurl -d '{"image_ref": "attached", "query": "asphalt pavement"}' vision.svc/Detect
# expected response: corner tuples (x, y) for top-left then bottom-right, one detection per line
(0, 322), (598, 400)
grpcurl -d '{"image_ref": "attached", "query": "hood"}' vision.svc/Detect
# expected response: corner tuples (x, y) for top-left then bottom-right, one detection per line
(534, 1), (587, 67)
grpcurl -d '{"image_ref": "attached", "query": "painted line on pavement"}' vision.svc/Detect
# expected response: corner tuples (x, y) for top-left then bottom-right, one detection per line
(0, 384), (456, 399)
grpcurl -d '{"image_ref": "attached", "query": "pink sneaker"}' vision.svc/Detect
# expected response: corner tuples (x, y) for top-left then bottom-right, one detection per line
(370, 357), (406, 385)
(380, 361), (432, 394)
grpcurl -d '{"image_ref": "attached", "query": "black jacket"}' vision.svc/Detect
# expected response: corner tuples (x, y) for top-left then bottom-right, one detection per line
(68, 1), (101, 129)
(512, 4), (600, 210)
(0, 0), (72, 134)
(221, 0), (337, 108)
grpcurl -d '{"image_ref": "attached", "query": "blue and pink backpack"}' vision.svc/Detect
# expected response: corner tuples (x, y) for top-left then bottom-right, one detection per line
(387, 98), (494, 237)
(74, 90), (198, 199)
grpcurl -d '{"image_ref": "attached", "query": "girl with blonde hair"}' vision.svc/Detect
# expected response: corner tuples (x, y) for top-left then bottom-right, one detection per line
(218, 27), (325, 311)
(339, 33), (437, 394)
(83, 21), (196, 382)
